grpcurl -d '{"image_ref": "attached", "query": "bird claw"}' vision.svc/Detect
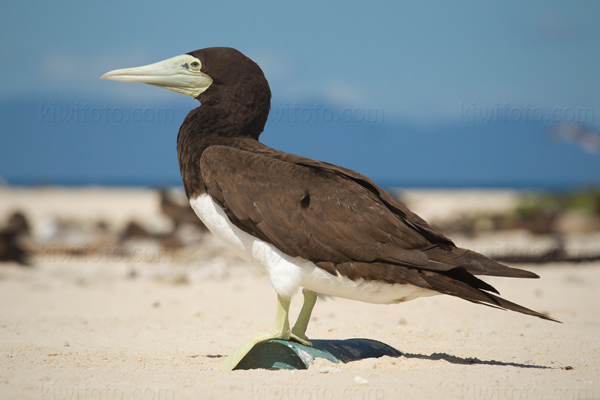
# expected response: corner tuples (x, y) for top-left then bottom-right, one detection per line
(290, 331), (311, 346)
(218, 328), (310, 370)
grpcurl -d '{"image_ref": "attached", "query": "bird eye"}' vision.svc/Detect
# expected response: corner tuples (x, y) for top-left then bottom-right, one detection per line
(190, 61), (201, 70)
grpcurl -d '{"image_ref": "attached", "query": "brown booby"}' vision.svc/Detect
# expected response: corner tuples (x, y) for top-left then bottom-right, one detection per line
(101, 47), (557, 369)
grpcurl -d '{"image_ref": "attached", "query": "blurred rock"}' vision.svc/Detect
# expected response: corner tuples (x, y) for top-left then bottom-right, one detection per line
(517, 209), (559, 235)
(0, 211), (31, 265)
(120, 219), (187, 252)
(121, 221), (154, 240)
(159, 188), (207, 231)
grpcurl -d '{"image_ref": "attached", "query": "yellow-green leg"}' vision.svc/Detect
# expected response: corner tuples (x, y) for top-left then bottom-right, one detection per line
(291, 289), (317, 344)
(219, 293), (312, 370)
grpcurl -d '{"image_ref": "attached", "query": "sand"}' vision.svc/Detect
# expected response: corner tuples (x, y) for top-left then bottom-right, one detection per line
(0, 188), (599, 400)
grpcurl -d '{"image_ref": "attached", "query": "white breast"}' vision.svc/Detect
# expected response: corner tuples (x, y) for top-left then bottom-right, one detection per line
(189, 194), (437, 303)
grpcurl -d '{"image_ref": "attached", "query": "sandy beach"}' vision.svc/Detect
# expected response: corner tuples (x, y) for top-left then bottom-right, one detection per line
(1, 187), (599, 400)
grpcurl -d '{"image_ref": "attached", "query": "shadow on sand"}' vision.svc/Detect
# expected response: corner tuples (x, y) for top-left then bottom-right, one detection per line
(401, 351), (550, 369)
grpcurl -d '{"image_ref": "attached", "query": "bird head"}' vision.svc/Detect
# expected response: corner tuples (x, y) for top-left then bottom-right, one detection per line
(101, 47), (270, 103)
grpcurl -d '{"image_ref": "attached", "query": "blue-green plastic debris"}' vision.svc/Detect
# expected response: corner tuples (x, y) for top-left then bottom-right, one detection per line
(234, 338), (403, 370)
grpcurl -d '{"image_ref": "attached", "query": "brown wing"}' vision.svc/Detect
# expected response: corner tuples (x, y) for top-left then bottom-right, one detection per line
(201, 145), (428, 264)
(200, 144), (557, 322)
(200, 144), (536, 278)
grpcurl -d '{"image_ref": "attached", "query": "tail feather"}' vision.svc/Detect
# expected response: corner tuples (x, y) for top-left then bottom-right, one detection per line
(422, 245), (540, 278)
(456, 248), (540, 278)
(325, 259), (559, 322)
(419, 268), (560, 322)
(484, 291), (560, 322)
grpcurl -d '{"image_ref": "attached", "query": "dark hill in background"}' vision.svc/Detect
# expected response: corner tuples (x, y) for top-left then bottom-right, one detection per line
(1, 98), (599, 190)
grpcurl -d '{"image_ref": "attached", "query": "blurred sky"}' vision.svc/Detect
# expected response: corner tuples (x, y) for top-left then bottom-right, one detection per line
(1, 0), (599, 188)
(2, 0), (599, 120)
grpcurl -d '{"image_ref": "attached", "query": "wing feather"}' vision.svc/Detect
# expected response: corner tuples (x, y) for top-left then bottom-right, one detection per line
(200, 145), (538, 277)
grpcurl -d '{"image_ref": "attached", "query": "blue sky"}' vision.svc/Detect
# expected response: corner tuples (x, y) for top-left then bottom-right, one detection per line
(1, 0), (599, 188)
(2, 0), (599, 121)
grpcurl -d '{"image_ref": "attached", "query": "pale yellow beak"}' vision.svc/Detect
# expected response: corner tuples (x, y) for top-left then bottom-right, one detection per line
(101, 54), (212, 98)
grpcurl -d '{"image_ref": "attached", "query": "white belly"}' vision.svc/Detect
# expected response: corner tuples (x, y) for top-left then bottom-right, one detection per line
(189, 194), (437, 303)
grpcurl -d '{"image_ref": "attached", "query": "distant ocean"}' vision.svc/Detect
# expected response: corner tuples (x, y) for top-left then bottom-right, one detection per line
(1, 98), (599, 192)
